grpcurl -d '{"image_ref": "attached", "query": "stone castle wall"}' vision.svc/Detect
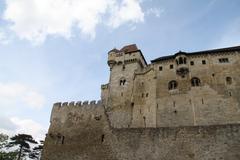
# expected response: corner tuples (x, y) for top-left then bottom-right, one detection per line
(42, 45), (240, 160)
(103, 49), (240, 128)
(154, 52), (240, 127)
(42, 102), (240, 160)
(49, 101), (104, 134)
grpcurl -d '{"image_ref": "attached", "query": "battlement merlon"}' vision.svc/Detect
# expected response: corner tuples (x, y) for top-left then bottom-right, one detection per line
(50, 100), (102, 123)
(53, 100), (102, 107)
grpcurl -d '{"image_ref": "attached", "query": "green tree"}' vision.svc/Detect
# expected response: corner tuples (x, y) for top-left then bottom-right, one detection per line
(29, 140), (44, 160)
(0, 133), (18, 160)
(0, 133), (8, 149)
(8, 134), (37, 160)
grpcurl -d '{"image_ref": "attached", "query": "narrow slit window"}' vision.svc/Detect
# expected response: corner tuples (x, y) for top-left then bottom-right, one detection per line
(146, 93), (149, 97)
(61, 136), (65, 144)
(101, 134), (105, 143)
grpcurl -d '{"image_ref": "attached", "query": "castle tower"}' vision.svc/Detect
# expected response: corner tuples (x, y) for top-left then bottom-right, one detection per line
(104, 44), (147, 128)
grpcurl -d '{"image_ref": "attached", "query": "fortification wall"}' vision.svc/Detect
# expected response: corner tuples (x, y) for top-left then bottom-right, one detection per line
(42, 121), (240, 160)
(48, 100), (106, 134)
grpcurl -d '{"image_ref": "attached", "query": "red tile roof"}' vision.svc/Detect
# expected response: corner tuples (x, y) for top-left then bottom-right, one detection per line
(120, 44), (138, 53)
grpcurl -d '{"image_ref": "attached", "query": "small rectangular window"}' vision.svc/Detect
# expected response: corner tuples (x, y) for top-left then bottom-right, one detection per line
(219, 58), (229, 63)
(170, 64), (173, 69)
(159, 66), (163, 71)
(190, 61), (194, 65)
(202, 60), (206, 64)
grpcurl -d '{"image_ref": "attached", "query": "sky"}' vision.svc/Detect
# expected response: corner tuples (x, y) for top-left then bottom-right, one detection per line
(0, 0), (240, 140)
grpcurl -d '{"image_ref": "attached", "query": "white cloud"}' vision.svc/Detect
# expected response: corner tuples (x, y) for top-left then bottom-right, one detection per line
(0, 29), (11, 45)
(0, 116), (46, 140)
(11, 117), (47, 140)
(108, 0), (144, 28)
(3, 0), (144, 44)
(146, 8), (164, 18)
(0, 116), (17, 131)
(0, 82), (45, 109)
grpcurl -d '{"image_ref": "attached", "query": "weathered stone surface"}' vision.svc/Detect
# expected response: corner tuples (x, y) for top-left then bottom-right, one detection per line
(42, 44), (240, 160)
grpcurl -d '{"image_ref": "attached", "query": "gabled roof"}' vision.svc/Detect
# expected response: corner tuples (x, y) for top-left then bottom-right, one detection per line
(151, 45), (240, 63)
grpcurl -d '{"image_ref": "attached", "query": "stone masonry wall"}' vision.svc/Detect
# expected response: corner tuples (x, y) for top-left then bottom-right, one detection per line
(42, 46), (240, 160)
(104, 49), (240, 128)
(154, 52), (240, 127)
(42, 102), (240, 160)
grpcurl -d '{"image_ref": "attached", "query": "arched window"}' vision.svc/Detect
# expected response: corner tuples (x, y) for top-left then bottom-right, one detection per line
(179, 57), (183, 64)
(168, 80), (177, 90)
(226, 77), (232, 85)
(120, 80), (122, 85)
(123, 79), (126, 85)
(183, 57), (187, 64)
(176, 59), (179, 65)
(191, 77), (201, 87)
(120, 79), (126, 86)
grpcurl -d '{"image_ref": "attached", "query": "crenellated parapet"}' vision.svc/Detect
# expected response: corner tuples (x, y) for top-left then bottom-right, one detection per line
(49, 100), (105, 129)
(53, 100), (102, 108)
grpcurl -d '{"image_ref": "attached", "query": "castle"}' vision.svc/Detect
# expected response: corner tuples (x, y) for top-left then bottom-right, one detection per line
(42, 44), (240, 160)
